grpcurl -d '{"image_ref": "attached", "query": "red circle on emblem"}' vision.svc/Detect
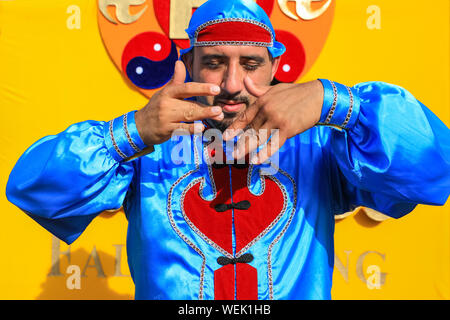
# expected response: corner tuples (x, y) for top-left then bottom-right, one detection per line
(256, 0), (274, 16)
(274, 29), (306, 83)
(121, 32), (173, 72)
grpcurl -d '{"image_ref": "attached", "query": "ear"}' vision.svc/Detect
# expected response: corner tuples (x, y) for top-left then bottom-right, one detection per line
(181, 51), (194, 79)
(270, 56), (281, 81)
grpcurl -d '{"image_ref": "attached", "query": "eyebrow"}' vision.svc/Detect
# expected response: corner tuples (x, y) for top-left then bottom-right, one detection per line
(201, 54), (227, 62)
(200, 54), (266, 63)
(241, 55), (265, 63)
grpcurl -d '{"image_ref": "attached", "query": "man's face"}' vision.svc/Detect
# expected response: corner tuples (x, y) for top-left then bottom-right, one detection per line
(185, 45), (280, 131)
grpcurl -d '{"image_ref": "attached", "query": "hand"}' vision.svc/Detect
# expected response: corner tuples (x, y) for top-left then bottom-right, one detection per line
(135, 60), (224, 146)
(223, 77), (324, 164)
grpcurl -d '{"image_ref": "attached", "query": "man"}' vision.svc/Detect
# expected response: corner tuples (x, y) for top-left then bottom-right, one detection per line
(6, 0), (450, 300)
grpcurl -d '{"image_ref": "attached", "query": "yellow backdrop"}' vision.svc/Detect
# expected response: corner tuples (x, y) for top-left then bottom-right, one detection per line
(0, 0), (449, 299)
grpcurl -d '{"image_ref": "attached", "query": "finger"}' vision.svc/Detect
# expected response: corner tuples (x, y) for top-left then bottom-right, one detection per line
(222, 103), (260, 141)
(170, 122), (205, 136)
(170, 100), (224, 122)
(209, 112), (225, 122)
(165, 82), (221, 99)
(233, 122), (272, 159)
(230, 111), (266, 150)
(171, 60), (187, 85)
(253, 129), (286, 165)
(232, 128), (259, 160)
(244, 76), (271, 98)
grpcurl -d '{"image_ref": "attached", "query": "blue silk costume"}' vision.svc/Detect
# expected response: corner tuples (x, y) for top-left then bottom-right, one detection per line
(6, 0), (450, 300)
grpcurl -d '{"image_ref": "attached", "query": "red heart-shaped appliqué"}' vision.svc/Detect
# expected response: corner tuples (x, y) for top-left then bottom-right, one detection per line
(182, 165), (285, 256)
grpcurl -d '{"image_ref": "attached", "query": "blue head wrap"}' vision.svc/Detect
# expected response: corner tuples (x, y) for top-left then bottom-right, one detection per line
(179, 0), (286, 59)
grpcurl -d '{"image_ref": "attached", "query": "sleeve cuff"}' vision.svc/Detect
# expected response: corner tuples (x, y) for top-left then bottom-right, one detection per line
(317, 79), (360, 130)
(103, 111), (148, 162)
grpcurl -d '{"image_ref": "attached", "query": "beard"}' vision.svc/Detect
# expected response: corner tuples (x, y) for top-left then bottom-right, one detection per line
(200, 92), (251, 132)
(206, 111), (241, 132)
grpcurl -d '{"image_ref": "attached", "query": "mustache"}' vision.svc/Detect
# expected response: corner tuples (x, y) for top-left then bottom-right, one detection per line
(213, 93), (250, 107)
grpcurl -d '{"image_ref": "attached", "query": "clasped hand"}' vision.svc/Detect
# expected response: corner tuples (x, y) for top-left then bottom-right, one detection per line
(136, 61), (324, 164)
(223, 77), (323, 164)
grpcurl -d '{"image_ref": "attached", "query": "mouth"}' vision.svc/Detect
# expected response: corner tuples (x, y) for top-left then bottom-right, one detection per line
(217, 100), (246, 113)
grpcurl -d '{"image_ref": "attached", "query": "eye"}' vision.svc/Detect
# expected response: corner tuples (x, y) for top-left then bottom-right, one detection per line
(244, 63), (259, 71)
(203, 61), (221, 70)
(207, 63), (219, 69)
(121, 32), (178, 90)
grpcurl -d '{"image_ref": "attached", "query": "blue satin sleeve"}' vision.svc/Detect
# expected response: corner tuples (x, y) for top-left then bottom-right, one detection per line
(6, 111), (147, 244)
(318, 80), (450, 218)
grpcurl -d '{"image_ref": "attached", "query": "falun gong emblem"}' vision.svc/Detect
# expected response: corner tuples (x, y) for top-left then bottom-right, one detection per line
(97, 0), (335, 99)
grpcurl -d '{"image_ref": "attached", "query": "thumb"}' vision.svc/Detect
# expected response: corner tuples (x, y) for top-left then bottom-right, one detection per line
(244, 75), (270, 98)
(171, 60), (187, 85)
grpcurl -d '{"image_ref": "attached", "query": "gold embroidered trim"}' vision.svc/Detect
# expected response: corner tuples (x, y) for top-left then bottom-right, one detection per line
(108, 119), (127, 159)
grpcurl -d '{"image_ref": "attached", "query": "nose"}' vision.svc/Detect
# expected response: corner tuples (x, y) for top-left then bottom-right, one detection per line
(221, 60), (245, 96)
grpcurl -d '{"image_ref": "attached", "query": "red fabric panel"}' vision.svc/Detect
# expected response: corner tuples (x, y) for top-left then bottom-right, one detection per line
(214, 264), (258, 300)
(231, 166), (285, 254)
(184, 162), (283, 300)
(236, 263), (258, 300)
(197, 21), (272, 44)
(214, 265), (235, 300)
(183, 165), (233, 255)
